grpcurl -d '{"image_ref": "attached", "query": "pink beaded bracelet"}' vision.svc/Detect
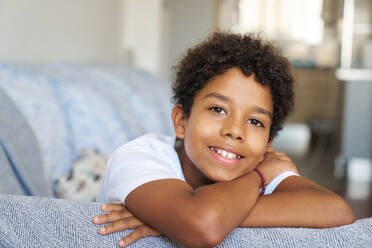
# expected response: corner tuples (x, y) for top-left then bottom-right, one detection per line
(253, 168), (266, 196)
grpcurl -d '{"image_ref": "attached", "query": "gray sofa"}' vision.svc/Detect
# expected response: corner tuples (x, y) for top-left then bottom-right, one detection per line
(0, 63), (371, 247)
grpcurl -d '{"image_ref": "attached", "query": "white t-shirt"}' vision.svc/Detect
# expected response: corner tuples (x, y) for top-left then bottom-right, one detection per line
(96, 133), (299, 204)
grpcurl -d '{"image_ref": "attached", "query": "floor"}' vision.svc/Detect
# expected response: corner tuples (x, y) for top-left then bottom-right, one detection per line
(291, 144), (372, 220)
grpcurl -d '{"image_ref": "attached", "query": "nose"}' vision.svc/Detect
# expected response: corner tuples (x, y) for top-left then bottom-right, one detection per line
(221, 116), (245, 142)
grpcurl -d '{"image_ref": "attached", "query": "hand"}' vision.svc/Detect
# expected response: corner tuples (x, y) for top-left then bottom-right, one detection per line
(92, 203), (162, 247)
(256, 146), (298, 184)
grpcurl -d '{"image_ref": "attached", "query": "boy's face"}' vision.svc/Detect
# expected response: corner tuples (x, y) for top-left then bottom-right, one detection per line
(173, 67), (273, 186)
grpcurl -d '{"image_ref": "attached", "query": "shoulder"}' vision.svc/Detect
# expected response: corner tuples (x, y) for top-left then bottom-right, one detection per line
(107, 133), (182, 175)
(98, 133), (184, 203)
(113, 133), (175, 156)
(109, 133), (176, 164)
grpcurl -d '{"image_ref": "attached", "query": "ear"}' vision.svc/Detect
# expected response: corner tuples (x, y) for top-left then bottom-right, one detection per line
(171, 104), (187, 139)
(266, 138), (274, 151)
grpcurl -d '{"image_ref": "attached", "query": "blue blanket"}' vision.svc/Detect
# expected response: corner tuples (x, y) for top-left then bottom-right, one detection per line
(0, 63), (174, 192)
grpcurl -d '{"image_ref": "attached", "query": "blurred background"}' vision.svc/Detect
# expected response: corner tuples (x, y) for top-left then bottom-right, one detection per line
(0, 0), (371, 218)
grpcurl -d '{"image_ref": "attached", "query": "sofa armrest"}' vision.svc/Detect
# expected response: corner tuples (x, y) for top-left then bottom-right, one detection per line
(0, 194), (371, 248)
(0, 88), (52, 197)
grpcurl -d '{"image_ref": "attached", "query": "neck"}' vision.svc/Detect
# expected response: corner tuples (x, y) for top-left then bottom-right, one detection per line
(176, 145), (214, 189)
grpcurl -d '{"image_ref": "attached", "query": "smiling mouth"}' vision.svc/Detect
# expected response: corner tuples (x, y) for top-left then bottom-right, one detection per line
(208, 146), (244, 160)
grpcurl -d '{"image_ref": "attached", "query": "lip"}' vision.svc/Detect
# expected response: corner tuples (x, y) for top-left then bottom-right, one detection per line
(208, 146), (243, 167)
(210, 145), (244, 157)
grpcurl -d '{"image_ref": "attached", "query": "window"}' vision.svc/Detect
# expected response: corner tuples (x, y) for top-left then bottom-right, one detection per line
(236, 0), (324, 45)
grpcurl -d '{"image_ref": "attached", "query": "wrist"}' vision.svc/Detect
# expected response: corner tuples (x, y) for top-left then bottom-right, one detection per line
(253, 168), (266, 195)
(244, 170), (262, 189)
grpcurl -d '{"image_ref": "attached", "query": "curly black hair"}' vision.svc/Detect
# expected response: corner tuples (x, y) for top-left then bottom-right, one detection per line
(172, 31), (295, 141)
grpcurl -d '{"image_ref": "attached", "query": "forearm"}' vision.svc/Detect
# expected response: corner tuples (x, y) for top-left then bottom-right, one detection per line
(191, 171), (262, 235)
(239, 178), (355, 228)
(126, 172), (262, 247)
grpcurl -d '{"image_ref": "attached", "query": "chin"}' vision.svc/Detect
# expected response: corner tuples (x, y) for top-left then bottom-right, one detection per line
(208, 173), (238, 182)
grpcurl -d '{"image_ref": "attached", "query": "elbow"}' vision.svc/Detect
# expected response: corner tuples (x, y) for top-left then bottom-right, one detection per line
(338, 201), (355, 226)
(184, 210), (227, 248)
(329, 195), (355, 227)
(336, 209), (355, 227)
(191, 232), (223, 248)
(343, 211), (356, 226)
(198, 225), (225, 248)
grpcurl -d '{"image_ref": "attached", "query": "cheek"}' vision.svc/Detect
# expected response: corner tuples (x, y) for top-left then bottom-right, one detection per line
(239, 138), (268, 175)
(183, 117), (219, 162)
(245, 133), (269, 159)
(186, 115), (219, 141)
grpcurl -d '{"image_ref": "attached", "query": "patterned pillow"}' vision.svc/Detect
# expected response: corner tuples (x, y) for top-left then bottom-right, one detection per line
(54, 149), (107, 201)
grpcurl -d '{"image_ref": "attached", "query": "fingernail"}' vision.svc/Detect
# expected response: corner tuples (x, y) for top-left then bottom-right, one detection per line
(119, 240), (125, 247)
(92, 217), (99, 223)
(99, 227), (105, 234)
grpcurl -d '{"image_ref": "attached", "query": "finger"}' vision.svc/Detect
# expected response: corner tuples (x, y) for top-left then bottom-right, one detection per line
(93, 210), (134, 224)
(101, 203), (125, 212)
(99, 217), (144, 235)
(118, 225), (162, 247)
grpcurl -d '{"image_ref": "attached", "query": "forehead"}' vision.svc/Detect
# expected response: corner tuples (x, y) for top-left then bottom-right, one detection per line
(195, 68), (273, 112)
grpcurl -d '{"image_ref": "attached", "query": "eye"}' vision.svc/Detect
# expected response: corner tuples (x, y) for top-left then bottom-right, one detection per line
(209, 106), (226, 114)
(248, 119), (264, 127)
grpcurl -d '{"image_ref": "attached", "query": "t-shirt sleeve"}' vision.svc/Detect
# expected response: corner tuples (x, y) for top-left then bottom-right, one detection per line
(264, 170), (300, 195)
(97, 141), (184, 205)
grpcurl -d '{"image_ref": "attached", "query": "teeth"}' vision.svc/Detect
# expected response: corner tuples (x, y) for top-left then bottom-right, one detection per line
(210, 147), (241, 159)
(221, 150), (228, 157)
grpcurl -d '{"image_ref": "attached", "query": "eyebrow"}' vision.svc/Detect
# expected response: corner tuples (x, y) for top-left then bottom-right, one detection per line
(204, 92), (272, 119)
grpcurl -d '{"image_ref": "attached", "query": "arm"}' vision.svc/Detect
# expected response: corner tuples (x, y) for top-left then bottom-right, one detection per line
(124, 148), (306, 247)
(93, 135), (285, 247)
(94, 171), (261, 247)
(125, 173), (262, 248)
(239, 173), (355, 228)
(95, 147), (352, 247)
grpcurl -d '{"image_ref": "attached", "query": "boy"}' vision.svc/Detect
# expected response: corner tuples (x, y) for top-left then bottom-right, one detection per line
(93, 32), (355, 247)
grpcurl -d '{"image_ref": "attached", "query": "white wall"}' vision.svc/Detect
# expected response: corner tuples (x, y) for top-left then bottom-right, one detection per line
(120, 0), (217, 79)
(0, 0), (218, 79)
(121, 0), (168, 78)
(0, 0), (123, 62)
(167, 0), (216, 77)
